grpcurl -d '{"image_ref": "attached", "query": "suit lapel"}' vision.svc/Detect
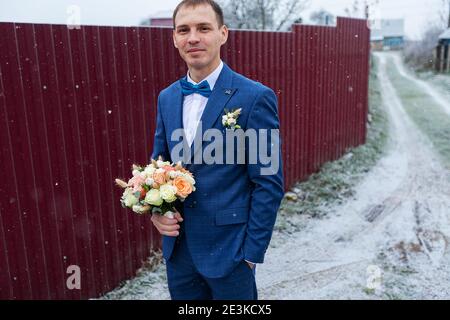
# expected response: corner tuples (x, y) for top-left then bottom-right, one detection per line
(165, 82), (185, 155)
(172, 83), (184, 132)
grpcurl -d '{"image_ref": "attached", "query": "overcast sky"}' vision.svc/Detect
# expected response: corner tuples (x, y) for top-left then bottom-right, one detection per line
(0, 0), (447, 40)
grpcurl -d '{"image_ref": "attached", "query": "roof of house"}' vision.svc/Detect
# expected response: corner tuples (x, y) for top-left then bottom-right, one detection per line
(370, 29), (384, 41)
(439, 28), (450, 40)
(370, 19), (404, 41)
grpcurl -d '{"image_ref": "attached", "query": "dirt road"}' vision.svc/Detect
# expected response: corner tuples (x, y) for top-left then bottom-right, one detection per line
(258, 52), (450, 299)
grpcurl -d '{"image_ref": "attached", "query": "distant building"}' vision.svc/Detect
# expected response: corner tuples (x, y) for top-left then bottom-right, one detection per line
(309, 10), (336, 26)
(439, 28), (450, 45)
(147, 10), (173, 27)
(435, 28), (450, 72)
(370, 19), (405, 51)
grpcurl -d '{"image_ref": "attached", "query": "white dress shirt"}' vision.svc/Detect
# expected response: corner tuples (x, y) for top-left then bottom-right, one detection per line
(183, 60), (224, 147)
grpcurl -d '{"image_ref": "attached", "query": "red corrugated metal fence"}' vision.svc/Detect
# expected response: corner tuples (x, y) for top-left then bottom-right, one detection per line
(0, 17), (370, 299)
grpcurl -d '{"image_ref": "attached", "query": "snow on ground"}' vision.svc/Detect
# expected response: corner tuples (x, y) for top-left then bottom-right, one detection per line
(101, 52), (450, 300)
(415, 71), (450, 107)
(391, 53), (450, 116)
(258, 53), (450, 299)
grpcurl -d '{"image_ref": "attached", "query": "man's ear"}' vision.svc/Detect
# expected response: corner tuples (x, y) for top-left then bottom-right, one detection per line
(172, 31), (178, 48)
(221, 25), (229, 45)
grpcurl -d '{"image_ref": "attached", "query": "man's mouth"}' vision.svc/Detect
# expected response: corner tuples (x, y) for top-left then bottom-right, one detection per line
(188, 49), (205, 53)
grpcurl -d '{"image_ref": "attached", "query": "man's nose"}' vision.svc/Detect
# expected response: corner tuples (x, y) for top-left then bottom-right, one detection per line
(187, 31), (200, 43)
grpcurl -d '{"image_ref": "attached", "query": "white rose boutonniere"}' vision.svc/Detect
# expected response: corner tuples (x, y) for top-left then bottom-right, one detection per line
(222, 108), (242, 130)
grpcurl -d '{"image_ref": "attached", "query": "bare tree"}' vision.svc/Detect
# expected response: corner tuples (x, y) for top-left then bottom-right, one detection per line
(435, 0), (450, 27)
(219, 0), (310, 31)
(403, 0), (450, 71)
(445, 0), (450, 27)
(403, 25), (446, 70)
(221, 0), (248, 29)
(344, 0), (362, 18)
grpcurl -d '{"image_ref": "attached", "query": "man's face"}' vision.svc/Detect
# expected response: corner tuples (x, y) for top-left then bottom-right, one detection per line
(173, 4), (228, 70)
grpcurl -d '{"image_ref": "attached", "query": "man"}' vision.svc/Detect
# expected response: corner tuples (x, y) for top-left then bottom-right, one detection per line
(150, 0), (284, 300)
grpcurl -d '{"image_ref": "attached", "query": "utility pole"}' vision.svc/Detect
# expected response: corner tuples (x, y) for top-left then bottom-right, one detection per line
(365, 0), (369, 19)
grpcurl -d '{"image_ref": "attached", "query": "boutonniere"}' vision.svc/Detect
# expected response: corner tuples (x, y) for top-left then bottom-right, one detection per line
(222, 108), (242, 130)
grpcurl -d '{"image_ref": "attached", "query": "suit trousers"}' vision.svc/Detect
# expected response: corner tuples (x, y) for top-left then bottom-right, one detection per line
(165, 225), (258, 300)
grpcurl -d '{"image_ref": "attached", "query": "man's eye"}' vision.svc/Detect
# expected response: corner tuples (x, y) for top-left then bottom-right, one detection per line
(201, 27), (210, 31)
(179, 29), (188, 33)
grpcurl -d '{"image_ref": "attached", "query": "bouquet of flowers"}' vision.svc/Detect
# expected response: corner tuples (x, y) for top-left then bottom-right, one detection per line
(115, 156), (196, 218)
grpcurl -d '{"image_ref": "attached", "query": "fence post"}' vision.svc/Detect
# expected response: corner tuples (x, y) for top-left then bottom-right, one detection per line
(435, 46), (441, 72)
(434, 46), (437, 72)
(446, 45), (450, 73)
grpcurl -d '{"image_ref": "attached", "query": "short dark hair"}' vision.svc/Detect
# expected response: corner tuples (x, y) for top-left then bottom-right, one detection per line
(172, 0), (225, 29)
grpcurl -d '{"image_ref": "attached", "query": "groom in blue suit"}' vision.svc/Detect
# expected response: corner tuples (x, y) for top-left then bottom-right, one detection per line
(150, 0), (284, 300)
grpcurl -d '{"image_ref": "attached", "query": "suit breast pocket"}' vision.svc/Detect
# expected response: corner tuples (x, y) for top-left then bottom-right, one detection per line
(215, 207), (249, 226)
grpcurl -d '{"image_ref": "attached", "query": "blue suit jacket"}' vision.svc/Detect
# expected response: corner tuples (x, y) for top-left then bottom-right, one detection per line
(151, 62), (284, 278)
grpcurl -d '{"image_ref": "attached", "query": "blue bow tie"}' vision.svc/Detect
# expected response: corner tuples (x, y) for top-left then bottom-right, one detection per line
(180, 78), (212, 98)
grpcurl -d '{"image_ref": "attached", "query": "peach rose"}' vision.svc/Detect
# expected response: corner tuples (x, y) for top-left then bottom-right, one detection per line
(173, 176), (193, 198)
(152, 182), (160, 189)
(153, 171), (166, 185)
(163, 165), (175, 172)
(128, 175), (145, 193)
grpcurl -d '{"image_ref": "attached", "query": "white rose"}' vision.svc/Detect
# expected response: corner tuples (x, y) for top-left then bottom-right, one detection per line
(182, 173), (195, 186)
(222, 115), (228, 125)
(124, 192), (139, 207)
(144, 166), (156, 175)
(159, 184), (177, 203)
(156, 160), (171, 168)
(132, 205), (146, 214)
(169, 171), (181, 179)
(123, 188), (132, 197)
(139, 171), (148, 179)
(144, 189), (163, 206)
(227, 118), (236, 126)
(155, 168), (165, 174)
(132, 169), (140, 177)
